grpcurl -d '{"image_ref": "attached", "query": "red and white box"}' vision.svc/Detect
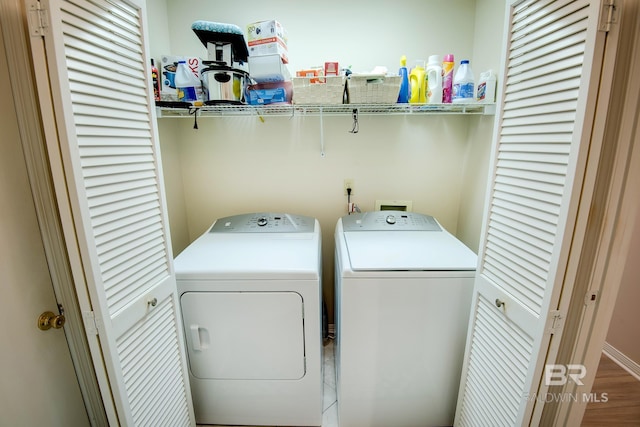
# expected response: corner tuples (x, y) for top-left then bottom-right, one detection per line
(246, 20), (289, 63)
(324, 62), (339, 76)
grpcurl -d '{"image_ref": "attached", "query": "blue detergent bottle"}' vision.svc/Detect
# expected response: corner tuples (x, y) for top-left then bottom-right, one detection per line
(397, 55), (409, 103)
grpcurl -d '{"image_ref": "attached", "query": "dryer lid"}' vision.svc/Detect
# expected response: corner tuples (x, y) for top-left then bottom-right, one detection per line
(174, 214), (320, 279)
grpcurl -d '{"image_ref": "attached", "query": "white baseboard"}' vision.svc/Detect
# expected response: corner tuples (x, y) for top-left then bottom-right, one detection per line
(603, 342), (640, 381)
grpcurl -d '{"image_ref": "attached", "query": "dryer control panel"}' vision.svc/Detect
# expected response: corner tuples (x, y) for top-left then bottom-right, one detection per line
(342, 211), (442, 231)
(210, 213), (315, 233)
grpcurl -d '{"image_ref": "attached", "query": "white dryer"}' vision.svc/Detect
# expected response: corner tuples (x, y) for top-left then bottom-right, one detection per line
(334, 211), (477, 427)
(174, 213), (323, 426)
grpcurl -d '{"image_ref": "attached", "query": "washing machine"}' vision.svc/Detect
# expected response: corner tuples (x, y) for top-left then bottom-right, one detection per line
(334, 211), (477, 427)
(174, 213), (323, 426)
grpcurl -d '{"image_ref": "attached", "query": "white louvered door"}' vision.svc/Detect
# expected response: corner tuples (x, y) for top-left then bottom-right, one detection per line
(28, 0), (195, 425)
(455, 0), (608, 425)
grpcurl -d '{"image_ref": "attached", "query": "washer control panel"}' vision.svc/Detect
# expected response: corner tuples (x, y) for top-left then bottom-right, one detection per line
(210, 213), (315, 233)
(342, 211), (442, 231)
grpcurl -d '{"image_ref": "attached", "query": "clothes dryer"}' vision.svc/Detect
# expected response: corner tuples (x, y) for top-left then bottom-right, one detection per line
(175, 213), (323, 426)
(334, 211), (477, 427)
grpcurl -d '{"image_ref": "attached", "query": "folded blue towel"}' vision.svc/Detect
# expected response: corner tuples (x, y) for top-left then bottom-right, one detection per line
(191, 20), (243, 36)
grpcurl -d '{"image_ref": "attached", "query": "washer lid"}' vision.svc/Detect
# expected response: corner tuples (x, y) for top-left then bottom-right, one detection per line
(344, 231), (477, 271)
(342, 212), (477, 271)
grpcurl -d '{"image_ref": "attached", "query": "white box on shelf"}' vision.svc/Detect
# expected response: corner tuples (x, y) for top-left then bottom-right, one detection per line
(246, 20), (289, 63)
(249, 54), (291, 83)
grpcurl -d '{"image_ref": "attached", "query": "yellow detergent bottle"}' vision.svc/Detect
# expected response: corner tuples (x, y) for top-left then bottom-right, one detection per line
(409, 60), (426, 104)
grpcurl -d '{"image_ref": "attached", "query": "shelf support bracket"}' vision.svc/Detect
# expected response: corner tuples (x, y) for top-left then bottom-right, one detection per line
(319, 107), (325, 157)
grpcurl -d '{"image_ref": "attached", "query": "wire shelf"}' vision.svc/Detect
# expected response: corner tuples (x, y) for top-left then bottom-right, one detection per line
(156, 102), (496, 118)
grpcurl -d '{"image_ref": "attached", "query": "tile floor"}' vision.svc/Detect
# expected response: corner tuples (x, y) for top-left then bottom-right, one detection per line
(321, 340), (338, 427)
(197, 339), (338, 427)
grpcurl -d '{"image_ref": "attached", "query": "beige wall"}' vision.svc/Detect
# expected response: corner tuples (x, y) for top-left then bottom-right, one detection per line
(145, 0), (170, 62)
(163, 0), (478, 78)
(158, 119), (190, 257)
(148, 0), (506, 321)
(603, 0), (640, 368)
(456, 0), (506, 252)
(606, 212), (640, 364)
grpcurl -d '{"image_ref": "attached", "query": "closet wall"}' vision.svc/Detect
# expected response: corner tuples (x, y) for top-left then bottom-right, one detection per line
(147, 0), (506, 321)
(606, 211), (640, 365)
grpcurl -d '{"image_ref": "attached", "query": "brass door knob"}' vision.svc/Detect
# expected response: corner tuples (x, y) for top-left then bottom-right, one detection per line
(37, 311), (66, 330)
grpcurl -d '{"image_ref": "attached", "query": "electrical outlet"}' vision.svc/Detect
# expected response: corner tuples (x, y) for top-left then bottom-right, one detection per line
(344, 179), (354, 196)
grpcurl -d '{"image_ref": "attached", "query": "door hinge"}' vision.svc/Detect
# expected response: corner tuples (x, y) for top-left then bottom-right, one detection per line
(599, 0), (617, 33)
(27, 0), (48, 37)
(546, 310), (564, 334)
(83, 311), (100, 336)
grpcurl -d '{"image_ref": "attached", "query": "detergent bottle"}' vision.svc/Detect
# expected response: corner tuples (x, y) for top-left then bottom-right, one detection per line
(409, 60), (426, 104)
(452, 59), (475, 103)
(174, 60), (200, 102)
(477, 69), (497, 103)
(151, 59), (161, 101)
(426, 55), (443, 104)
(442, 54), (454, 103)
(397, 55), (409, 103)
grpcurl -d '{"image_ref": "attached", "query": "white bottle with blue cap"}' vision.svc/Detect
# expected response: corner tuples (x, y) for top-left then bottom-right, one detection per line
(452, 59), (475, 103)
(174, 60), (200, 102)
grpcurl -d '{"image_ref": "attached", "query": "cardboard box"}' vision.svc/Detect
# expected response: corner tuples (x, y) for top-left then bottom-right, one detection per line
(246, 20), (289, 63)
(296, 68), (325, 84)
(246, 20), (288, 44)
(249, 54), (291, 83)
(159, 55), (205, 101)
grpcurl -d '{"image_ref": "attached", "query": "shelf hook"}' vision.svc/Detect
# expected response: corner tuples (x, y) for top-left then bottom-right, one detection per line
(349, 108), (359, 134)
(189, 107), (199, 129)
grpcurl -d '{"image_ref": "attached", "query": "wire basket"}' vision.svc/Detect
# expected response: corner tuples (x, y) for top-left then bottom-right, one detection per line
(292, 76), (346, 105)
(347, 75), (401, 104)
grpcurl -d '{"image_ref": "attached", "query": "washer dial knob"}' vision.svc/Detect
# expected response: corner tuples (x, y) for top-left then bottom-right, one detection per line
(385, 215), (396, 225)
(257, 217), (268, 227)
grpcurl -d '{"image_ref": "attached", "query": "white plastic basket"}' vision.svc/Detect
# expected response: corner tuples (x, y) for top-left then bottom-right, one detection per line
(292, 76), (346, 105)
(347, 74), (401, 104)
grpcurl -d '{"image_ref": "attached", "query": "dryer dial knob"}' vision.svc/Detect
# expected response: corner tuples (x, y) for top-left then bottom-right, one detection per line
(257, 217), (268, 226)
(385, 215), (396, 225)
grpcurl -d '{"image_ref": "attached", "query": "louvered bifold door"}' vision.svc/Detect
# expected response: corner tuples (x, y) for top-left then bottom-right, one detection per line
(33, 0), (194, 425)
(455, 0), (606, 426)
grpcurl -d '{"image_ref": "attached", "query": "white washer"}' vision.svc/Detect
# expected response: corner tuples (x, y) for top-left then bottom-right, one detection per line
(175, 213), (323, 426)
(334, 211), (477, 427)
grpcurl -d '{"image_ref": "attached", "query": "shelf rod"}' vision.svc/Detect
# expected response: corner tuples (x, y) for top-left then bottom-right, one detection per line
(319, 107), (325, 157)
